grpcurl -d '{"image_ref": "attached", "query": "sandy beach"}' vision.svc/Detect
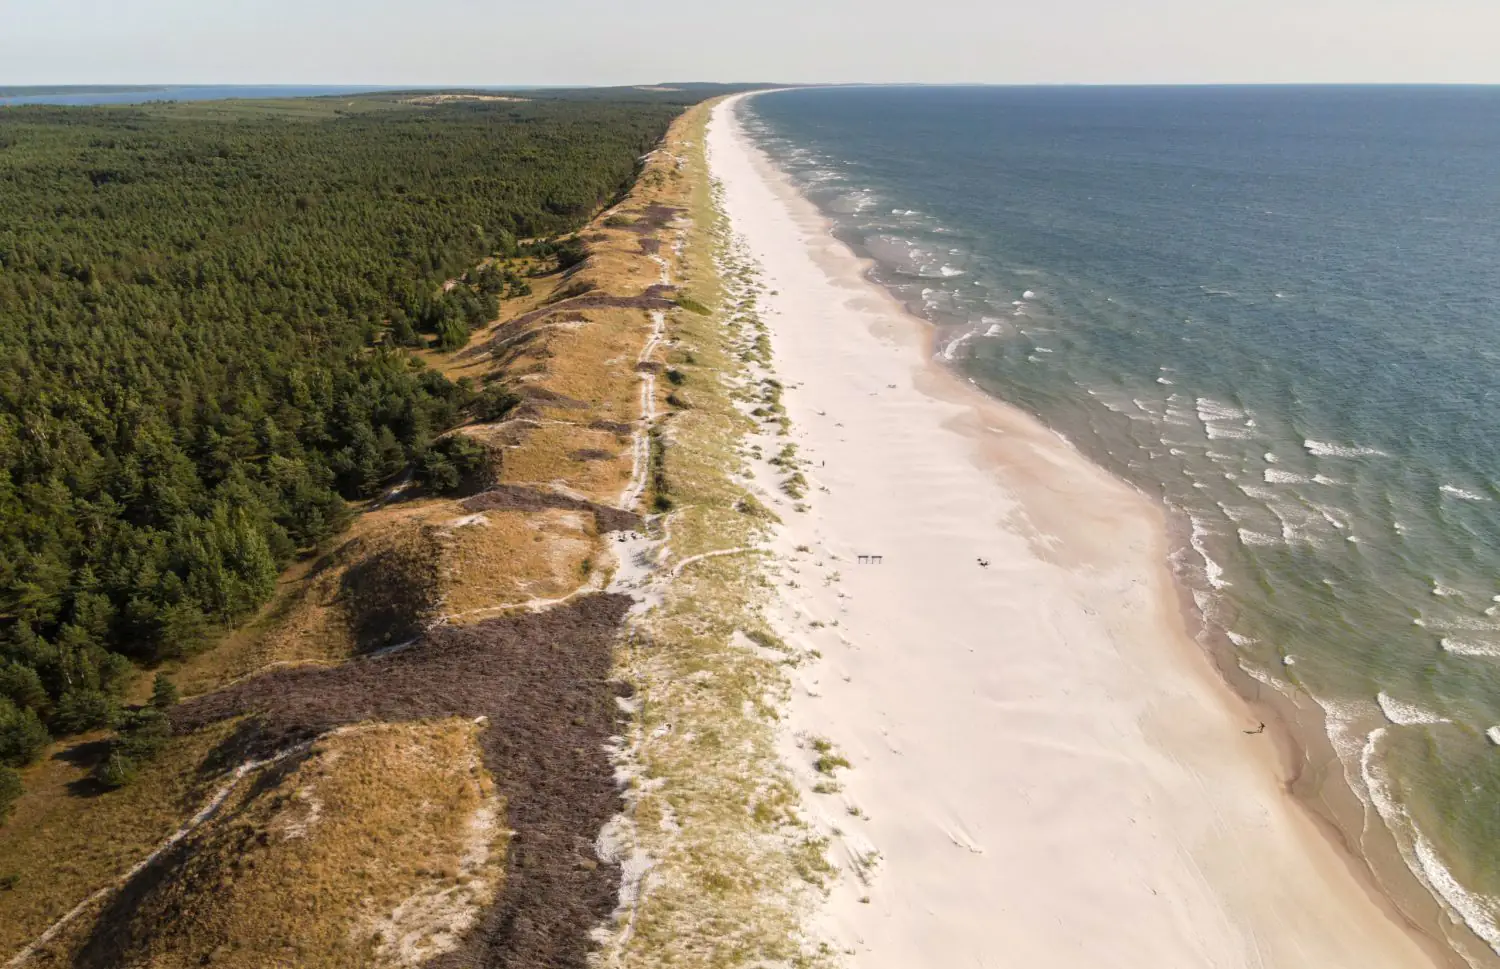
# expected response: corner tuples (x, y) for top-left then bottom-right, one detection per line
(709, 93), (1444, 969)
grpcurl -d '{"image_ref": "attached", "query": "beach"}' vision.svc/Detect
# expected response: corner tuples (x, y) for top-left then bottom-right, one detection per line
(709, 93), (1445, 968)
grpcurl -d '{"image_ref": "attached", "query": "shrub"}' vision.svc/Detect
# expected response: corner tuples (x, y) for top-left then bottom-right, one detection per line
(0, 663), (47, 713)
(436, 317), (471, 351)
(814, 753), (851, 775)
(553, 237), (589, 270)
(150, 673), (180, 710)
(94, 707), (172, 789)
(674, 295), (711, 315)
(0, 700), (48, 767)
(96, 749), (139, 789)
(417, 435), (491, 495)
(50, 688), (115, 736)
(473, 385), (521, 422)
(115, 708), (172, 761)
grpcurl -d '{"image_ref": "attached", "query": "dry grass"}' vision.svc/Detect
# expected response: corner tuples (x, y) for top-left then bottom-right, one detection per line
(438, 508), (599, 619)
(571, 239), (666, 294)
(496, 421), (634, 503)
(525, 308), (649, 421)
(27, 719), (505, 969)
(0, 722), (239, 958)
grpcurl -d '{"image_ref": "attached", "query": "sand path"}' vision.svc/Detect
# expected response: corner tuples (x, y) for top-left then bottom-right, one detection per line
(710, 94), (1441, 969)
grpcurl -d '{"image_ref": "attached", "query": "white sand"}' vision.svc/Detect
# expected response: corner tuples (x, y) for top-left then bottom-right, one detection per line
(709, 95), (1441, 969)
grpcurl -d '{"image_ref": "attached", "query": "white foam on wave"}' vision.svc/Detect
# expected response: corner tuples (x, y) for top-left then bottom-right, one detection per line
(1319, 695), (1377, 767)
(1226, 630), (1257, 647)
(1022, 289), (1036, 300)
(1190, 517), (1229, 590)
(1414, 834), (1500, 958)
(938, 265), (965, 277)
(1357, 728), (1500, 958)
(1205, 422), (1253, 440)
(1377, 691), (1450, 726)
(1196, 397), (1247, 423)
(1304, 439), (1387, 458)
(1312, 473), (1340, 486)
(1264, 468), (1310, 484)
(1215, 503), (1253, 523)
(1417, 614), (1500, 632)
(1440, 638), (1500, 658)
(941, 331), (975, 361)
(984, 324), (1003, 337)
(1236, 658), (1294, 698)
(1157, 377), (1174, 385)
(1488, 726), (1500, 746)
(1237, 528), (1281, 547)
(1313, 505), (1349, 531)
(1442, 484), (1490, 501)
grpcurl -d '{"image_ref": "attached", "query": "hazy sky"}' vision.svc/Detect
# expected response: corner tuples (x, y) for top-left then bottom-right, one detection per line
(3, 0), (1498, 86)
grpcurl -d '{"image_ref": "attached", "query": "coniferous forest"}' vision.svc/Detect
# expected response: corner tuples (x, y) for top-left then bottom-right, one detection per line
(0, 93), (682, 793)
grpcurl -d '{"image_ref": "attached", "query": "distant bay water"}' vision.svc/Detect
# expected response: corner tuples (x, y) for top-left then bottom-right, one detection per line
(0, 85), (402, 107)
(745, 85), (1500, 963)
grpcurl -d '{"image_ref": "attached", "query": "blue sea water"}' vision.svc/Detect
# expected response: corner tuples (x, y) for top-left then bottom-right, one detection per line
(745, 85), (1500, 962)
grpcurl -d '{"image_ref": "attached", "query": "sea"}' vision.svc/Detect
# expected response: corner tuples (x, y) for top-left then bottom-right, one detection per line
(744, 85), (1500, 964)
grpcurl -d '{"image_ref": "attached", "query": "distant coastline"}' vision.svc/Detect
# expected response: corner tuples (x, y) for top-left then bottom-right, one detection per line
(0, 85), (401, 107)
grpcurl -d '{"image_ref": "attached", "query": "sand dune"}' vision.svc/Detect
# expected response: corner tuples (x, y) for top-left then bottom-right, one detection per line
(709, 93), (1441, 969)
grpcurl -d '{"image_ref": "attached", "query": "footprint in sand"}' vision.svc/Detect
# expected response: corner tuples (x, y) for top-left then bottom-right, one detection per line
(939, 820), (986, 855)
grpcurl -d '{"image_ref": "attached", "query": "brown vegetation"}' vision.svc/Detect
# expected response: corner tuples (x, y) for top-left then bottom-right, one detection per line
(172, 594), (632, 969)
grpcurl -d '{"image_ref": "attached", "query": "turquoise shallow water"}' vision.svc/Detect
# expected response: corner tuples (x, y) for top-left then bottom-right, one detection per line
(746, 85), (1500, 960)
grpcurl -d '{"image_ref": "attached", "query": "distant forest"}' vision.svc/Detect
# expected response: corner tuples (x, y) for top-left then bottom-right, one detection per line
(0, 93), (684, 793)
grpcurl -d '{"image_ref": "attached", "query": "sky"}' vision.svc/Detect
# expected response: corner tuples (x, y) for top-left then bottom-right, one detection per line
(2, 0), (1498, 86)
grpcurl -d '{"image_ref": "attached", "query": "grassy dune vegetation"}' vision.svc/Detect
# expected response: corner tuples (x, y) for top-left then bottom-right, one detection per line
(595, 107), (838, 969)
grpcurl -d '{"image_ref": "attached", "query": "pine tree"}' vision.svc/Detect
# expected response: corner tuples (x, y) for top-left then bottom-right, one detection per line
(149, 673), (179, 710)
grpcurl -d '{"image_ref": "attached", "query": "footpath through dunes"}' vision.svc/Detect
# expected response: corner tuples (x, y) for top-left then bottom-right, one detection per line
(0, 101), (732, 969)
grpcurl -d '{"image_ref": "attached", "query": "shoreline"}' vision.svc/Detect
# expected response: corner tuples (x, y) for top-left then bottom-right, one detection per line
(710, 92), (1451, 968)
(723, 87), (1498, 969)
